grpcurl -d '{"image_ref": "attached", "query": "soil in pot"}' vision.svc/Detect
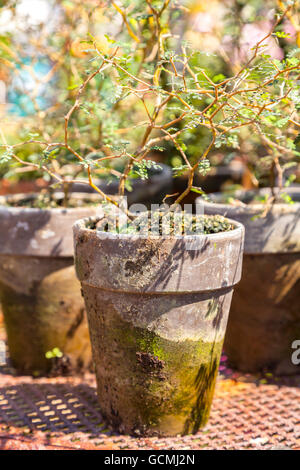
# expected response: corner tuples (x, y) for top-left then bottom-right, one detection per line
(197, 188), (300, 375)
(0, 192), (104, 376)
(74, 212), (244, 436)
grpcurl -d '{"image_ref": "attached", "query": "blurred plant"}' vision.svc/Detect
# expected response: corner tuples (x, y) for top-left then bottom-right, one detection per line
(0, 0), (299, 208)
(167, 0), (300, 185)
(0, 0), (127, 182)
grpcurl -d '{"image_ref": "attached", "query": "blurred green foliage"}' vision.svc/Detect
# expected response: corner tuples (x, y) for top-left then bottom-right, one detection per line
(0, 0), (299, 193)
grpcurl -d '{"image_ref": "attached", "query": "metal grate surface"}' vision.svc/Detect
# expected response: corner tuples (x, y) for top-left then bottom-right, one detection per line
(0, 323), (299, 450)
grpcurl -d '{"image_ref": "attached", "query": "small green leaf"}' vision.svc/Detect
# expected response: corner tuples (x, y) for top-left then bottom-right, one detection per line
(273, 31), (291, 39)
(190, 186), (204, 194)
(67, 84), (80, 90)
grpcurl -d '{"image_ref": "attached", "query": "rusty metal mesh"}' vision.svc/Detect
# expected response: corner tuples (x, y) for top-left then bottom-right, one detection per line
(0, 324), (299, 450)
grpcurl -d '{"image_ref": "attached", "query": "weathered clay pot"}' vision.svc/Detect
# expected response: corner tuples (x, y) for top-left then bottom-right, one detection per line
(73, 215), (244, 436)
(71, 163), (173, 207)
(197, 188), (300, 374)
(0, 193), (103, 375)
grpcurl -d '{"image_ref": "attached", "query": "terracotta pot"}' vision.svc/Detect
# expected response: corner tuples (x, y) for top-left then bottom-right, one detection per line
(0, 193), (103, 375)
(0, 178), (48, 196)
(197, 188), (300, 375)
(73, 215), (244, 436)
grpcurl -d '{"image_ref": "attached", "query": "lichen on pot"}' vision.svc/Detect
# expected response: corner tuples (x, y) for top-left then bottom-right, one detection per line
(73, 213), (244, 436)
(196, 187), (300, 375)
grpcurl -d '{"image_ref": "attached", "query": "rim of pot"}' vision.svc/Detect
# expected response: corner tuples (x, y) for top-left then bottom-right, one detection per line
(0, 192), (109, 257)
(196, 187), (300, 213)
(0, 191), (111, 213)
(73, 214), (244, 243)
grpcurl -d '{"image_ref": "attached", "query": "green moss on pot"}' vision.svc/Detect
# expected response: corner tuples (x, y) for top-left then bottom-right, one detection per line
(84, 286), (223, 436)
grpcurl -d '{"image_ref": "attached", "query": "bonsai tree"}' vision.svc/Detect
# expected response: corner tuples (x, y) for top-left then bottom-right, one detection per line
(1, 0), (299, 210)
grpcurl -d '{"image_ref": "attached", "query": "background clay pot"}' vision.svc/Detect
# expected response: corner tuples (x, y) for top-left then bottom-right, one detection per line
(73, 216), (244, 436)
(0, 193), (103, 375)
(0, 178), (48, 196)
(71, 163), (173, 207)
(197, 188), (300, 375)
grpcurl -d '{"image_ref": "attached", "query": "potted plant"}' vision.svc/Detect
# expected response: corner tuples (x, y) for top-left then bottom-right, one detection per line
(193, 2), (300, 374)
(0, 190), (104, 375)
(197, 187), (299, 375)
(68, 1), (296, 436)
(73, 210), (244, 436)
